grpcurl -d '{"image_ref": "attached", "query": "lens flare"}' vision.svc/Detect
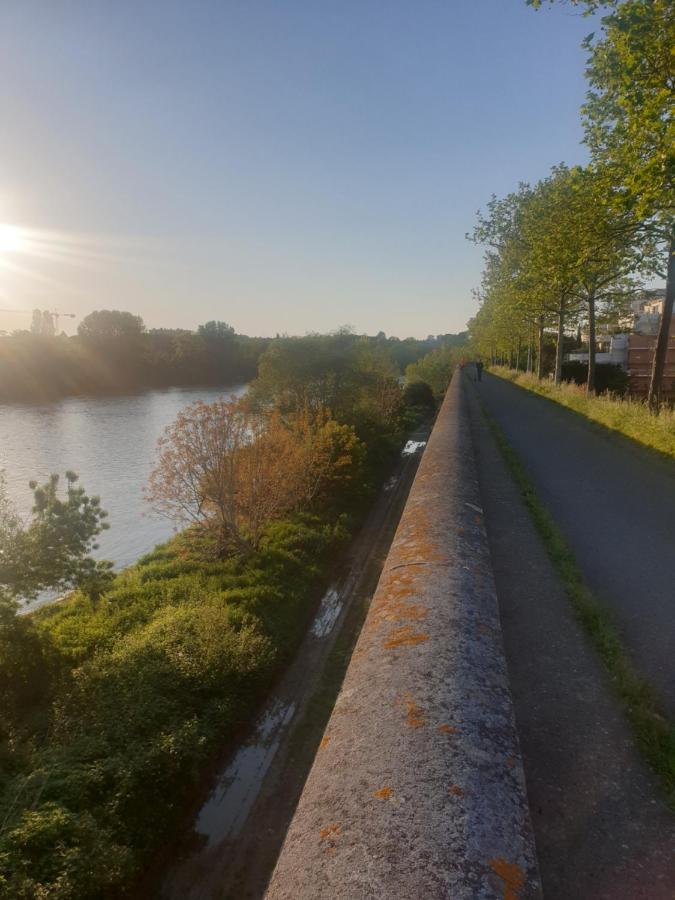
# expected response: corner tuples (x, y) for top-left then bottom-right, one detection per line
(0, 223), (29, 255)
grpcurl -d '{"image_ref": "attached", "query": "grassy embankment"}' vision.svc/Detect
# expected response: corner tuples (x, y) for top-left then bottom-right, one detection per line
(490, 367), (675, 458)
(479, 396), (675, 807)
(0, 513), (350, 898)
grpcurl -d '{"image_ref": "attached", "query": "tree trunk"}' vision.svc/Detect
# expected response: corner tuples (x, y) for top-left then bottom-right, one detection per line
(536, 316), (544, 380)
(515, 336), (521, 371)
(647, 232), (675, 413)
(554, 299), (565, 385)
(587, 292), (596, 395)
(526, 326), (533, 373)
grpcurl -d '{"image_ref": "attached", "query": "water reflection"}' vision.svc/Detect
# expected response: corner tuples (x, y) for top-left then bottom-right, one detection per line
(0, 384), (247, 608)
(195, 699), (297, 847)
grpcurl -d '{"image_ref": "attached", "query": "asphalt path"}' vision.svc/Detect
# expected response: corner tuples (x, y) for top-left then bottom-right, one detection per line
(476, 372), (675, 719)
(466, 378), (675, 898)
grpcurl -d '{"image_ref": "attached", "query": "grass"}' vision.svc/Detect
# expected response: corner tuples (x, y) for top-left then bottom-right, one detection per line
(490, 367), (675, 459)
(481, 401), (675, 808)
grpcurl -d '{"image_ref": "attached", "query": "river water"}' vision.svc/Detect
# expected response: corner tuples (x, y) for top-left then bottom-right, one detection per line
(0, 384), (247, 610)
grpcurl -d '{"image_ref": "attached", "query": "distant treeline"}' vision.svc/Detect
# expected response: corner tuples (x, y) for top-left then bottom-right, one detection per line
(0, 308), (467, 402)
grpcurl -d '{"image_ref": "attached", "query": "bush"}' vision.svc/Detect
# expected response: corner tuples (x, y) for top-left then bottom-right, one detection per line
(0, 512), (346, 898)
(560, 361), (628, 395)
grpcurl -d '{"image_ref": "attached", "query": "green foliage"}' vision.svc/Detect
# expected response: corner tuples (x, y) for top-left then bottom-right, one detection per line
(250, 333), (411, 492)
(0, 513), (347, 898)
(0, 473), (112, 617)
(468, 164), (657, 385)
(405, 344), (464, 397)
(0, 318), (267, 402)
(560, 361), (628, 394)
(0, 324), (463, 405)
(77, 310), (145, 341)
(402, 380), (437, 425)
(531, 0), (674, 226)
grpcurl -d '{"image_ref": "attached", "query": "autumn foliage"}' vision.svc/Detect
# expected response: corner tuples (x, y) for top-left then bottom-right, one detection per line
(147, 397), (365, 554)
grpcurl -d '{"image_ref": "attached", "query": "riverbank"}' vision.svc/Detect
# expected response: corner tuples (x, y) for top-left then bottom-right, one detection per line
(0, 510), (352, 897)
(489, 367), (675, 459)
(0, 400), (434, 899)
(1, 383), (248, 615)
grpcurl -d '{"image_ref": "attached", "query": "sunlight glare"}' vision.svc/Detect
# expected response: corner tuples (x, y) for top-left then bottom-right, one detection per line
(0, 223), (29, 256)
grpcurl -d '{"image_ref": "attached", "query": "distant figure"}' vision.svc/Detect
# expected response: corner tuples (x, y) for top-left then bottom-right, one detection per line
(475, 360), (483, 382)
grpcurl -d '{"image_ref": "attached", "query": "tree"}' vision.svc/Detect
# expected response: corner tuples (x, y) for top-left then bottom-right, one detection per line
(78, 310), (145, 341)
(0, 472), (113, 618)
(147, 397), (364, 555)
(529, 0), (675, 406)
(469, 164), (656, 389)
(469, 177), (576, 383)
(563, 166), (657, 391)
(251, 333), (404, 440)
(406, 345), (461, 397)
(197, 321), (236, 341)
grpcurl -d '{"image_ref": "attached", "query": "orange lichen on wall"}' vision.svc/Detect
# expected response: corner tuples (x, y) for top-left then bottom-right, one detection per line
(397, 694), (426, 728)
(489, 857), (525, 900)
(380, 599), (429, 624)
(319, 736), (330, 750)
(383, 625), (430, 649)
(373, 786), (393, 799)
(437, 723), (458, 734)
(319, 824), (341, 840)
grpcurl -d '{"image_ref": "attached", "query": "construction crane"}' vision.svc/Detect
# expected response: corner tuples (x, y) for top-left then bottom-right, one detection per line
(0, 308), (77, 333)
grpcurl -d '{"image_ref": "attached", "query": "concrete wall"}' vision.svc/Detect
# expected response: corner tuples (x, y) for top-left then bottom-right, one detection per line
(265, 371), (541, 899)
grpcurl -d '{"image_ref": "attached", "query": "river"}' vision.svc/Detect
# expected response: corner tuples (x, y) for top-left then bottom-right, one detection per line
(0, 384), (247, 611)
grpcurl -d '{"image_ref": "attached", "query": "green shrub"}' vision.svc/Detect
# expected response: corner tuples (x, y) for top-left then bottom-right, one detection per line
(560, 361), (628, 395)
(0, 511), (347, 898)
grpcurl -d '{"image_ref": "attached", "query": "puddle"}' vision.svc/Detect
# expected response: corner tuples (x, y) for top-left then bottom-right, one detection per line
(194, 699), (296, 847)
(311, 586), (343, 638)
(402, 440), (427, 456)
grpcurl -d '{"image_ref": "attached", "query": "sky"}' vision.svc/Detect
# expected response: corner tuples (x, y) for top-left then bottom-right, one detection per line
(0, 0), (596, 339)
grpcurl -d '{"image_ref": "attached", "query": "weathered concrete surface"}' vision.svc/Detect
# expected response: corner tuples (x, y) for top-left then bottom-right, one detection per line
(265, 372), (541, 900)
(466, 377), (675, 899)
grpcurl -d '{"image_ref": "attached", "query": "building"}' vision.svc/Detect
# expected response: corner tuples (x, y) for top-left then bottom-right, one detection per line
(629, 288), (667, 336)
(567, 332), (630, 368)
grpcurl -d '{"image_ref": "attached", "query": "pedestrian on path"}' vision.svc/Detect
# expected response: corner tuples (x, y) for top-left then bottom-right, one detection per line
(475, 360), (483, 382)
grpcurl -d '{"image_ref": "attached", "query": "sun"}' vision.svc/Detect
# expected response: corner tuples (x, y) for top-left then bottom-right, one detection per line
(0, 223), (29, 255)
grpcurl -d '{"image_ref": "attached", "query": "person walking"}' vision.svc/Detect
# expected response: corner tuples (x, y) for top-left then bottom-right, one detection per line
(475, 360), (483, 382)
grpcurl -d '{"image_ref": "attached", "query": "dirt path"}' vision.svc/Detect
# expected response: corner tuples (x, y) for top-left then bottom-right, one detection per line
(466, 378), (675, 899)
(476, 372), (675, 718)
(157, 426), (430, 900)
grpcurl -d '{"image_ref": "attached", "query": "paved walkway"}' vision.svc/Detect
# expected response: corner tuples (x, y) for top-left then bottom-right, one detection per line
(465, 378), (675, 899)
(475, 372), (675, 718)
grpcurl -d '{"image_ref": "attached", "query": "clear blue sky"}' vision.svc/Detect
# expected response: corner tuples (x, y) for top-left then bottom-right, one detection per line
(0, 0), (595, 338)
